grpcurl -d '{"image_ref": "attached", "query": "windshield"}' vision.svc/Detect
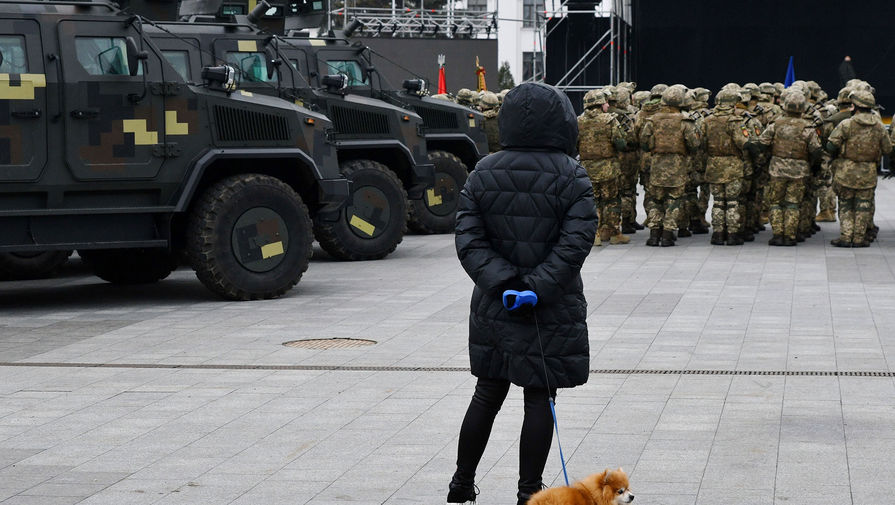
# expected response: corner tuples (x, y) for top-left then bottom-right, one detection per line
(225, 51), (277, 83)
(323, 59), (367, 87)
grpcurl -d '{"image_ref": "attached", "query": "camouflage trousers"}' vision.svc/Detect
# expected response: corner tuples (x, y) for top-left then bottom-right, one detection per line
(836, 187), (874, 242)
(646, 184), (684, 231)
(620, 154), (639, 224)
(590, 177), (622, 235)
(767, 177), (806, 241)
(817, 176), (836, 213)
(677, 178), (699, 230)
(740, 175), (759, 232)
(799, 174), (820, 235)
(709, 179), (744, 234)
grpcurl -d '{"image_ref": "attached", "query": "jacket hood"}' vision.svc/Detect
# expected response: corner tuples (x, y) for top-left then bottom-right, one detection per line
(852, 112), (878, 126)
(499, 82), (579, 155)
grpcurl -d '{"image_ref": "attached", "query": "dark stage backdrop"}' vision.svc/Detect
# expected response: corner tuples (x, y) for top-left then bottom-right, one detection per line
(356, 37), (497, 94)
(633, 0), (895, 113)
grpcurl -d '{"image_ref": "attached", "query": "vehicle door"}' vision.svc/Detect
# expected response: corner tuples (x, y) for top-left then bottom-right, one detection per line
(0, 18), (47, 181)
(58, 19), (167, 180)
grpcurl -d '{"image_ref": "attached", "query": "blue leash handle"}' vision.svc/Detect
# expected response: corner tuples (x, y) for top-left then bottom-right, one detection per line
(548, 397), (570, 486)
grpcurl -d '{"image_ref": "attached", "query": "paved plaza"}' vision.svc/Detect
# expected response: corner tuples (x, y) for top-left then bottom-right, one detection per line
(4, 181), (895, 505)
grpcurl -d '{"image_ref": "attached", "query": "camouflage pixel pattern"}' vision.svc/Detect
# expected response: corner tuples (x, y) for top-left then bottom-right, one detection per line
(589, 177), (621, 237)
(836, 187), (874, 242)
(640, 109), (701, 187)
(828, 112), (892, 189)
(645, 183), (685, 231)
(482, 107), (501, 153)
(703, 106), (748, 184)
(710, 179), (744, 234)
(756, 116), (821, 179)
(766, 177), (806, 240)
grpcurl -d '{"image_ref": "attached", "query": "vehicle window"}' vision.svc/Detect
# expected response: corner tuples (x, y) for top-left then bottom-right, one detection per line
(323, 59), (367, 87)
(162, 50), (190, 81)
(0, 35), (28, 73)
(75, 37), (132, 76)
(225, 51), (277, 83)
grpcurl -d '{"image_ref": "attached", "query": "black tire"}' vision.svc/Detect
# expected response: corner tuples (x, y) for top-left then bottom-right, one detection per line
(408, 150), (469, 234)
(314, 159), (408, 261)
(80, 248), (177, 285)
(0, 251), (72, 280)
(187, 174), (313, 300)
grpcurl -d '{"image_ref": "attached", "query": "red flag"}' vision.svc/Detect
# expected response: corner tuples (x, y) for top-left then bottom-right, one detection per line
(437, 54), (446, 94)
(438, 66), (447, 94)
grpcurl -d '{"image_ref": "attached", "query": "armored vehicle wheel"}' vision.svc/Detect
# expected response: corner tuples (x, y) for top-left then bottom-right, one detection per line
(187, 174), (313, 301)
(0, 251), (73, 280)
(408, 151), (469, 234)
(314, 159), (408, 261)
(80, 249), (177, 285)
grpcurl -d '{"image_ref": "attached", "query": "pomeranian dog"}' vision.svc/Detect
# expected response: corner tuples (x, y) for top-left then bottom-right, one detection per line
(526, 468), (634, 505)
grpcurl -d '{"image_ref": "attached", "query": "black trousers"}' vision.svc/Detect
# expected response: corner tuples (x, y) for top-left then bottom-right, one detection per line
(451, 377), (556, 497)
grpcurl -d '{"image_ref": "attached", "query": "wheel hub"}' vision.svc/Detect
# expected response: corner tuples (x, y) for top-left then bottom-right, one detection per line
(231, 207), (289, 273)
(346, 184), (390, 239)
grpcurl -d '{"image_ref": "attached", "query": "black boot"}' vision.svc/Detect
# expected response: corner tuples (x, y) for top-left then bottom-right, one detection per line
(768, 235), (784, 246)
(447, 478), (478, 504)
(783, 236), (797, 246)
(727, 232), (744, 246)
(621, 220), (637, 234)
(660, 229), (676, 247)
(677, 227), (692, 238)
(633, 220), (645, 230)
(646, 228), (661, 247)
(741, 230), (755, 242)
(710, 231), (726, 245)
(690, 219), (709, 234)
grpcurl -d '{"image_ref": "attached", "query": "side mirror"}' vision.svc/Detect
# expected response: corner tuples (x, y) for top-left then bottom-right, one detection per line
(263, 44), (281, 81)
(402, 78), (426, 95)
(125, 37), (149, 77)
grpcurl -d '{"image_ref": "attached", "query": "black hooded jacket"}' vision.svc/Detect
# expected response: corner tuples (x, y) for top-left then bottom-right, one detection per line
(455, 83), (598, 389)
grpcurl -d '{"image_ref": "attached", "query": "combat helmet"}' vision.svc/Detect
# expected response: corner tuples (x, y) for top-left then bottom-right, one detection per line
(480, 91), (500, 110)
(743, 83), (760, 100)
(618, 81), (637, 93)
(498, 88), (511, 103)
(583, 88), (610, 109)
(650, 83), (668, 98)
(850, 90), (875, 109)
(632, 91), (650, 108)
(691, 87), (711, 104)
(782, 90), (807, 114)
(456, 88), (475, 106)
(715, 88), (741, 106)
(836, 87), (853, 105)
(759, 82), (778, 99)
(608, 86), (631, 106)
(661, 85), (687, 108)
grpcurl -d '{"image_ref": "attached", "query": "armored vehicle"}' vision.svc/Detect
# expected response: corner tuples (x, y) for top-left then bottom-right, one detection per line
(138, 1), (436, 259)
(0, 0), (349, 300)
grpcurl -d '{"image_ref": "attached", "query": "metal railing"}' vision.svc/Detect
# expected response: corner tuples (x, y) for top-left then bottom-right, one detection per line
(329, 6), (498, 39)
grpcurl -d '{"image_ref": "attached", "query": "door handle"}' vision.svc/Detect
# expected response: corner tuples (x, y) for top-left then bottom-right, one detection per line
(70, 109), (98, 120)
(11, 109), (42, 119)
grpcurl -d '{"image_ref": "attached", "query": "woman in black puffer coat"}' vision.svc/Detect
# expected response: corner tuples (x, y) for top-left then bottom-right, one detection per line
(446, 83), (597, 505)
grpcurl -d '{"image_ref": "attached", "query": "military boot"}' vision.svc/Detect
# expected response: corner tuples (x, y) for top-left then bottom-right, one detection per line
(677, 227), (692, 238)
(768, 235), (785, 246)
(741, 230), (755, 242)
(599, 228), (613, 243)
(646, 228), (661, 247)
(830, 238), (852, 248)
(660, 230), (676, 247)
(610, 232), (631, 245)
(621, 220), (637, 234)
(710, 232), (726, 245)
(816, 209), (836, 222)
(727, 232), (744, 246)
(783, 236), (797, 246)
(633, 220), (645, 230)
(689, 219), (709, 234)
(852, 239), (870, 248)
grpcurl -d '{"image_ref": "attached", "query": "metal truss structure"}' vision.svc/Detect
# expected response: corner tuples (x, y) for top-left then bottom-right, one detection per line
(329, 5), (498, 39)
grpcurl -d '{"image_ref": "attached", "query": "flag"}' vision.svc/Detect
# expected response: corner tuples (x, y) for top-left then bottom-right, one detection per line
(476, 56), (487, 92)
(437, 54), (446, 94)
(784, 56), (795, 87)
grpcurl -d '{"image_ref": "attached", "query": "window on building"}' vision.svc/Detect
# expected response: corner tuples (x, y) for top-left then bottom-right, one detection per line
(522, 51), (544, 82)
(0, 35), (27, 73)
(75, 37), (130, 76)
(523, 0), (545, 28)
(466, 0), (488, 12)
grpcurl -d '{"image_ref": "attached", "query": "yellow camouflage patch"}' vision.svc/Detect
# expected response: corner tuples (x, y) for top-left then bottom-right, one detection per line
(122, 119), (158, 145)
(0, 73), (46, 100)
(237, 40), (258, 52)
(165, 110), (189, 135)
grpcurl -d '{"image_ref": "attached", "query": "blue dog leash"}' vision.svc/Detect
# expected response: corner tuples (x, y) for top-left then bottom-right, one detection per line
(502, 290), (570, 487)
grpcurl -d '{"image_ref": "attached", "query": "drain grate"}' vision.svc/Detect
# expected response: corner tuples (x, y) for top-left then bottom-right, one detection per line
(282, 338), (377, 350)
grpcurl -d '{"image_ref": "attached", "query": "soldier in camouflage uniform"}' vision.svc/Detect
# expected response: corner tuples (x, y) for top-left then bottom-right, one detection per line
(675, 89), (705, 237)
(814, 88), (853, 223)
(632, 91), (650, 108)
(480, 91), (501, 154)
(791, 82), (825, 241)
(756, 82), (783, 226)
(826, 90), (892, 247)
(689, 87), (713, 233)
(753, 91), (822, 246)
(578, 89), (630, 246)
(732, 85), (765, 241)
(704, 88), (750, 245)
(634, 84), (668, 226)
(639, 85), (702, 247)
(607, 86), (642, 234)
